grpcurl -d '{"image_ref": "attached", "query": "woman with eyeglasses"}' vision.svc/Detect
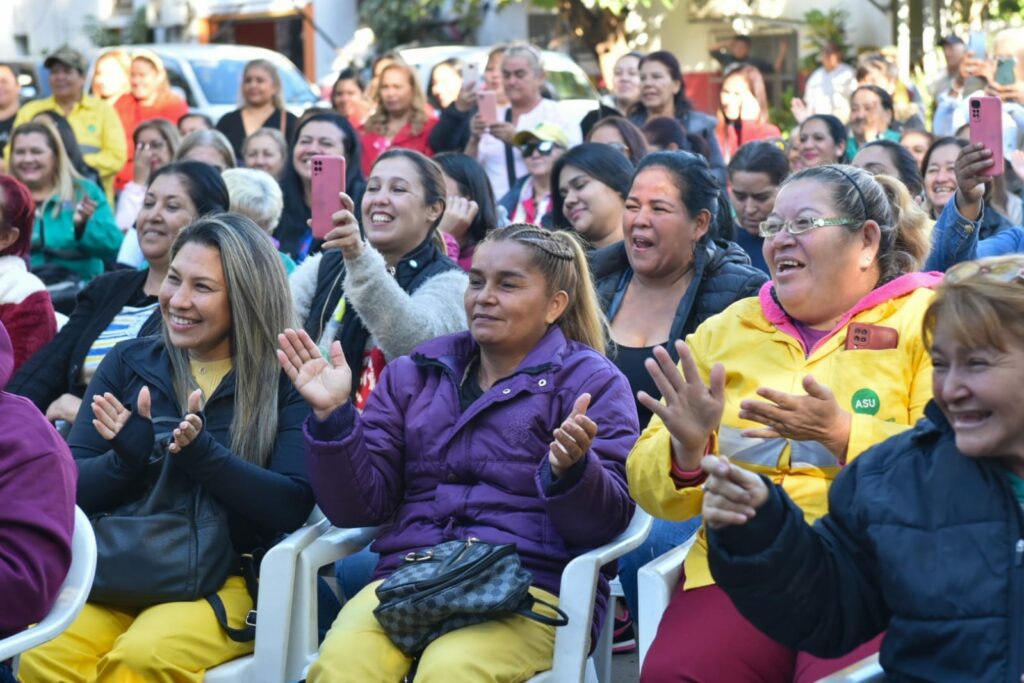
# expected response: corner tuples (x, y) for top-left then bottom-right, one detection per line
(629, 164), (939, 682)
(497, 124), (567, 228)
(703, 254), (1024, 682)
(115, 119), (181, 234)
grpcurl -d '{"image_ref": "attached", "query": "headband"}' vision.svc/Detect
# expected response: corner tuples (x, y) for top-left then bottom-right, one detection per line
(832, 166), (870, 218)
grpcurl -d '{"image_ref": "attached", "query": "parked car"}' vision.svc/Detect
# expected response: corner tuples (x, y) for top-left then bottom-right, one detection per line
(0, 59), (51, 102)
(87, 44), (322, 125)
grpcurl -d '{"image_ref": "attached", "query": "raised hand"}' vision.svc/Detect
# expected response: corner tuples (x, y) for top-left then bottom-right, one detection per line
(277, 328), (352, 420)
(168, 389), (204, 454)
(953, 142), (993, 221)
(438, 195), (479, 241)
(738, 374), (852, 459)
(548, 393), (598, 477)
(637, 340), (725, 471)
(319, 192), (362, 259)
(700, 455), (770, 530)
(92, 385), (152, 441)
(73, 196), (98, 228)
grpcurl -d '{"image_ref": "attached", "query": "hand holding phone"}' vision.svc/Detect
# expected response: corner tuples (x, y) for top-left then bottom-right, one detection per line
(996, 57), (1017, 86)
(478, 90), (498, 124)
(968, 31), (988, 60)
(462, 62), (480, 87)
(310, 155), (346, 239)
(969, 96), (1004, 176)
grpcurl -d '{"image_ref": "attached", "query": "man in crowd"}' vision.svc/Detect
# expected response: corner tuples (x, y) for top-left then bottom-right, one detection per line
(10, 46), (126, 202)
(791, 41), (857, 123)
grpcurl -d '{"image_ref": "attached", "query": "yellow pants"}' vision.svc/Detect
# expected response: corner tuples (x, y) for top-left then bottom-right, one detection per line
(19, 576), (254, 683)
(308, 580), (560, 683)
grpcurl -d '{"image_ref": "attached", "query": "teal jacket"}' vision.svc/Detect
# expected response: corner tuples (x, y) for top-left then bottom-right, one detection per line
(31, 179), (122, 282)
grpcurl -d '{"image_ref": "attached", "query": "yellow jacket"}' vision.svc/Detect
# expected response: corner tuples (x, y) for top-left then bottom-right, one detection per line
(10, 95), (127, 203)
(627, 273), (942, 590)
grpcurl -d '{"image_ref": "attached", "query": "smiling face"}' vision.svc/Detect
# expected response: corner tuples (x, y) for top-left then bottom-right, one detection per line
(244, 134), (285, 177)
(639, 60), (680, 114)
(612, 54), (641, 105)
(332, 78), (364, 118)
(763, 178), (880, 328)
(292, 121), (345, 183)
(523, 141), (564, 179)
(623, 166), (708, 280)
(135, 126), (173, 170)
(729, 170), (779, 236)
(136, 173), (199, 268)
(849, 89), (891, 141)
(378, 66), (414, 118)
(93, 55), (129, 101)
(129, 58), (161, 102)
(48, 62), (84, 103)
(932, 321), (1024, 468)
(160, 242), (232, 362)
(466, 239), (568, 354)
(11, 132), (56, 191)
(799, 118), (845, 167)
(362, 156), (442, 262)
(924, 143), (960, 214)
(720, 72), (758, 121)
(243, 65), (277, 108)
(558, 164), (624, 248)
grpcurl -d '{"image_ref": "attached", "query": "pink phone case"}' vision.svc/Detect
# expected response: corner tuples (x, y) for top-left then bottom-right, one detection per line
(310, 155), (346, 239)
(478, 90), (498, 124)
(969, 96), (1004, 177)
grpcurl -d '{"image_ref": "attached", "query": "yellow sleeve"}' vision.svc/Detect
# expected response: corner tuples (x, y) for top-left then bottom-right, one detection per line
(88, 103), (127, 179)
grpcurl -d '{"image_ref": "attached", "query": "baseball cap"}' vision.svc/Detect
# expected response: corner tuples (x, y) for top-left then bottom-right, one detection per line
(44, 46), (87, 74)
(938, 35), (965, 47)
(512, 122), (570, 149)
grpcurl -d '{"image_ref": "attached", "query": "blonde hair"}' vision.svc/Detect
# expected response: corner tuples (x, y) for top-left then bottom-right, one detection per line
(241, 128), (287, 165)
(131, 50), (172, 99)
(479, 224), (608, 354)
(175, 129), (237, 170)
(133, 118), (182, 158)
(923, 255), (1024, 353)
(222, 168), (284, 233)
(164, 213), (294, 467)
(10, 120), (83, 217)
(240, 59), (286, 111)
(363, 62), (430, 137)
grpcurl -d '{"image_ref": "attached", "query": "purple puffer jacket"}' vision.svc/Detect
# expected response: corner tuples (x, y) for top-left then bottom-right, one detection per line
(306, 326), (639, 636)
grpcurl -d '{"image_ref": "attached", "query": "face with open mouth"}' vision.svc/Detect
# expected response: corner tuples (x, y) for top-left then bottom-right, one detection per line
(11, 132), (56, 190)
(136, 173), (199, 267)
(924, 143), (960, 214)
(362, 156), (442, 261)
(159, 241), (232, 362)
(931, 319), (1024, 468)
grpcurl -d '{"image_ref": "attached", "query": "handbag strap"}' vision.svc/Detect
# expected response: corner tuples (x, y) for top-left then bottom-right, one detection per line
(516, 595), (569, 627)
(205, 553), (260, 643)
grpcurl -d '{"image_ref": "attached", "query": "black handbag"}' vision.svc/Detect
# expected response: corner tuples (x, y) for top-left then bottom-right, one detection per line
(373, 538), (569, 656)
(88, 417), (237, 608)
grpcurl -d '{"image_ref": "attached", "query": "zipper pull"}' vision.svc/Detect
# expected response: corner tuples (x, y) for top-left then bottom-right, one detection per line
(1016, 539), (1024, 567)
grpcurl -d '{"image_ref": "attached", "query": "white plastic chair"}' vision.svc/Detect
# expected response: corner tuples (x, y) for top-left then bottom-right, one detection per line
(204, 509), (336, 683)
(815, 653), (884, 682)
(0, 506), (97, 674)
(636, 530), (698, 669)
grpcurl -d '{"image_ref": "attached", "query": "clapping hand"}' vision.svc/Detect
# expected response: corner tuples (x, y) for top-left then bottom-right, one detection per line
(700, 455), (769, 530)
(168, 389), (204, 454)
(549, 394), (598, 477)
(738, 375), (851, 459)
(277, 328), (352, 420)
(92, 385), (152, 441)
(73, 196), (98, 229)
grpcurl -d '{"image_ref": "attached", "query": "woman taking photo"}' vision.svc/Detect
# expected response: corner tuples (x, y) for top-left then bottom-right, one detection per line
(630, 164), (938, 683)
(797, 114), (848, 169)
(9, 121), (121, 284)
(10, 162), (228, 424)
(434, 152), (500, 271)
(290, 148), (467, 410)
(277, 111), (366, 261)
(20, 214), (314, 681)
(359, 62), (437, 175)
(112, 50), (189, 192)
(626, 51), (726, 182)
(281, 223), (638, 682)
(727, 140), (790, 273)
(551, 142), (633, 250)
(716, 64), (782, 162)
(216, 59), (298, 161)
(705, 255), (1024, 682)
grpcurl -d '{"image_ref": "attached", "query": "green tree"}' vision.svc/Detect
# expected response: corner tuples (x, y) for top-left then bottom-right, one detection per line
(83, 7), (150, 48)
(799, 9), (851, 73)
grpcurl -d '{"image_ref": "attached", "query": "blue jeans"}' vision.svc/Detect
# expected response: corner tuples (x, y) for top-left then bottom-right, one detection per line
(618, 516), (701, 619)
(335, 545), (380, 600)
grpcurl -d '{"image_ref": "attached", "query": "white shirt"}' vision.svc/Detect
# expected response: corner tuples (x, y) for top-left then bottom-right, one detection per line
(803, 63), (857, 123)
(477, 98), (582, 198)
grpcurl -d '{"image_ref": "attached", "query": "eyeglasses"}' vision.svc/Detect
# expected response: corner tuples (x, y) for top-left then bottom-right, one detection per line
(520, 141), (561, 157)
(945, 259), (1024, 285)
(136, 140), (167, 151)
(758, 216), (861, 238)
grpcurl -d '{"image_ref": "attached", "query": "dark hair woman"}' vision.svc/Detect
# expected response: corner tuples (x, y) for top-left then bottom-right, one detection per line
(727, 140), (790, 272)
(551, 142), (634, 249)
(796, 114), (848, 170)
(852, 138), (924, 197)
(585, 115), (649, 166)
(434, 151), (499, 271)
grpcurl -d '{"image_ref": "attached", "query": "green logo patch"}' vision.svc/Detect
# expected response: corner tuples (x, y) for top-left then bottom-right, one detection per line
(851, 388), (881, 416)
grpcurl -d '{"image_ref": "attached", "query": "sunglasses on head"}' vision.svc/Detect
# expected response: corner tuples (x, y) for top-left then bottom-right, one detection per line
(520, 140), (561, 157)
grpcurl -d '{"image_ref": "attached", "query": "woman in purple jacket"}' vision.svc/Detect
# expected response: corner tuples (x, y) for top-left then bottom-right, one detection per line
(278, 223), (639, 682)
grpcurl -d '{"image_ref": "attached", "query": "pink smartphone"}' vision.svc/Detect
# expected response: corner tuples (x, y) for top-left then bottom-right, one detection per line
(478, 90), (498, 124)
(310, 154), (346, 239)
(969, 96), (1004, 177)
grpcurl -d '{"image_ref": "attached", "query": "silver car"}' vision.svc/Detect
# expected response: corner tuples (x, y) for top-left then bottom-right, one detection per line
(88, 43), (322, 125)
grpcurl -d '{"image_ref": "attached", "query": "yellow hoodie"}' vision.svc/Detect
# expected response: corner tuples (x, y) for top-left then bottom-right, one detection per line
(627, 273), (942, 590)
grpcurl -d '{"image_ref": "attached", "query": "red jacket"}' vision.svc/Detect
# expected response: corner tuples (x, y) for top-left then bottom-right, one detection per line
(716, 119), (782, 163)
(359, 117), (438, 176)
(0, 256), (55, 373)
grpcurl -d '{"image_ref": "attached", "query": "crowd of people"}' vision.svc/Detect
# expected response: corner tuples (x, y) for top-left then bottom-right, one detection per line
(3, 28), (1024, 683)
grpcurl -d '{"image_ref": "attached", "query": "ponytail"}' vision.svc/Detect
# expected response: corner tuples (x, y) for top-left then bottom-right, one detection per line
(873, 174), (931, 278)
(480, 224), (610, 355)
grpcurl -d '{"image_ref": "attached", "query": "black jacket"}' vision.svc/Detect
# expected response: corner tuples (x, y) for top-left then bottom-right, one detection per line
(69, 336), (314, 554)
(591, 239), (767, 357)
(709, 401), (1024, 683)
(428, 104), (474, 154)
(9, 268), (161, 411)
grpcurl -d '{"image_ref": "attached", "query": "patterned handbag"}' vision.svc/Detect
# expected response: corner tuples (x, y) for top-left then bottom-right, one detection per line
(373, 538), (569, 656)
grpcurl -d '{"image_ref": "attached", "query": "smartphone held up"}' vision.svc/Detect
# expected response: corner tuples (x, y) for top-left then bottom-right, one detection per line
(310, 154), (346, 239)
(969, 96), (1004, 177)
